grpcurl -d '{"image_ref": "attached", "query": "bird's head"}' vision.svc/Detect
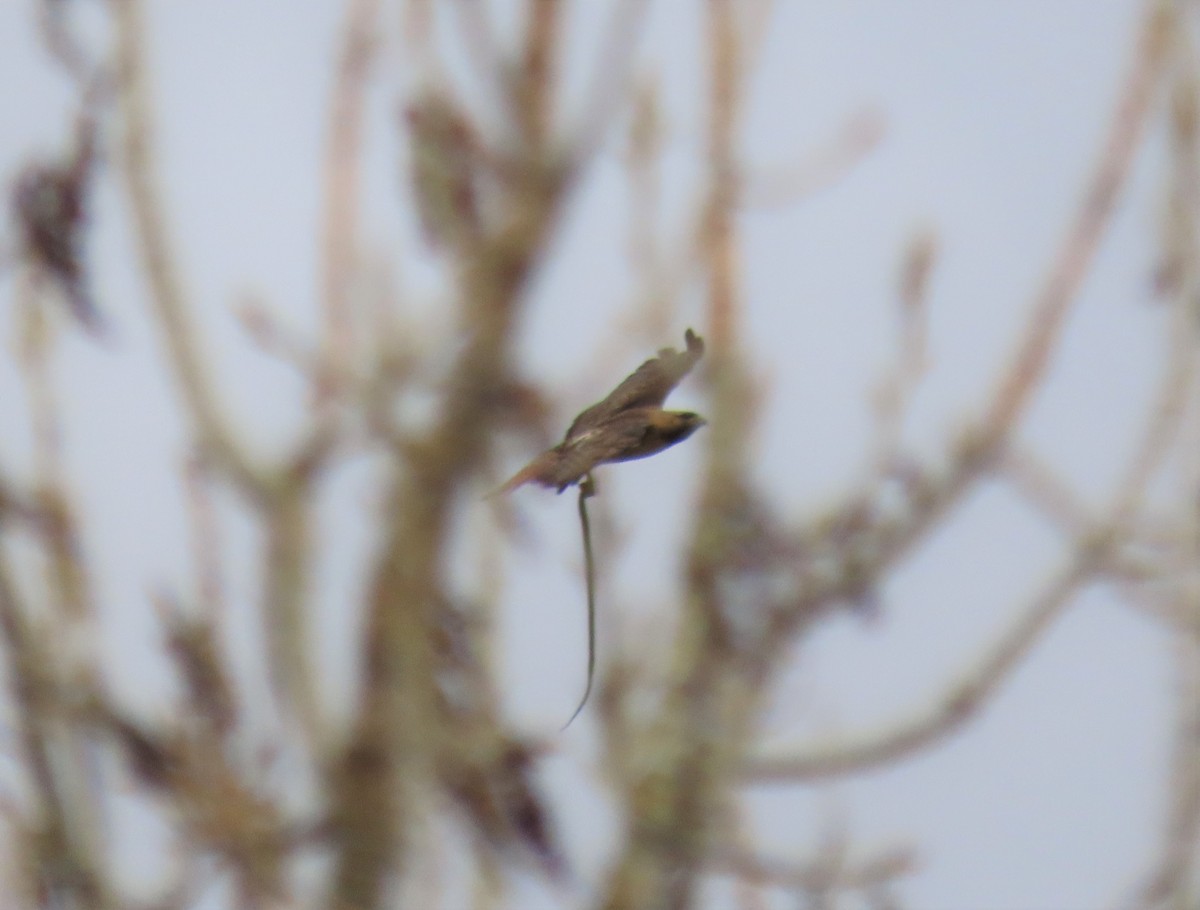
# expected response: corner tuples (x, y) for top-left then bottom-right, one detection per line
(658, 410), (707, 442)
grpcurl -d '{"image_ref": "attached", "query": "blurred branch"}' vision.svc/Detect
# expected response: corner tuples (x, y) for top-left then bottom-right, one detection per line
(319, 0), (379, 398)
(261, 476), (323, 745)
(14, 302), (93, 621)
(738, 108), (885, 210)
(90, 700), (294, 901)
(515, 0), (561, 148)
(327, 3), (590, 902)
(1107, 292), (1197, 532)
(451, 0), (502, 88)
(36, 0), (103, 89)
(982, 5), (1168, 438)
(766, 0), (1170, 641)
(600, 3), (755, 907)
(566, 0), (650, 169)
(110, 0), (267, 496)
(1124, 630), (1200, 910)
(744, 542), (1101, 782)
(871, 229), (936, 477)
(0, 560), (112, 908)
(182, 457), (224, 617)
(709, 840), (916, 898)
(999, 445), (1095, 537)
(751, 197), (1196, 782)
(1115, 15), (1200, 907)
(2, 3), (1187, 909)
(702, 0), (742, 360)
(156, 593), (238, 738)
(602, 9), (1171, 907)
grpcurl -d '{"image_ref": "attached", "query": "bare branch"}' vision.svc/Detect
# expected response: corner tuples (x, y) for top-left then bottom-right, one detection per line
(319, 0), (380, 399)
(744, 545), (1099, 782)
(982, 6), (1168, 438)
(110, 0), (267, 495)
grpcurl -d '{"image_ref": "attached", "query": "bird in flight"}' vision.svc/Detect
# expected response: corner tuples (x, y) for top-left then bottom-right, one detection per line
(494, 328), (706, 494)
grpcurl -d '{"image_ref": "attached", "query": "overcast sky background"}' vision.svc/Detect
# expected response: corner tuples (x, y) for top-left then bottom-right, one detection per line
(0, 2), (1179, 909)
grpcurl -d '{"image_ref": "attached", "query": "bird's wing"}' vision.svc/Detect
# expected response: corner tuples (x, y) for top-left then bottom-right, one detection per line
(549, 418), (651, 488)
(564, 329), (704, 441)
(488, 448), (560, 495)
(490, 417), (649, 493)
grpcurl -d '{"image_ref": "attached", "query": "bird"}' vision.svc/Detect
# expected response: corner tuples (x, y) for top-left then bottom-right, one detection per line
(494, 328), (706, 495)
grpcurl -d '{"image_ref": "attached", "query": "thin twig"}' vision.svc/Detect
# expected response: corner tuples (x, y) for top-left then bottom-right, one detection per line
(110, 0), (265, 495)
(739, 108), (884, 210)
(710, 841), (917, 894)
(744, 543), (1102, 782)
(565, 0), (650, 168)
(767, 0), (1170, 642)
(871, 229), (936, 478)
(1000, 445), (1095, 536)
(0, 559), (111, 907)
(327, 6), (576, 899)
(319, 0), (380, 402)
(982, 6), (1168, 438)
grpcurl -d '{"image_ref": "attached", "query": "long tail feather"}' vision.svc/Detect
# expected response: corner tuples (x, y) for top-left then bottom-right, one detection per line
(486, 451), (556, 497)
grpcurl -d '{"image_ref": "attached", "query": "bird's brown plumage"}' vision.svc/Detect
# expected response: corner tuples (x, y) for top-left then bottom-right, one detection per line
(494, 329), (706, 494)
